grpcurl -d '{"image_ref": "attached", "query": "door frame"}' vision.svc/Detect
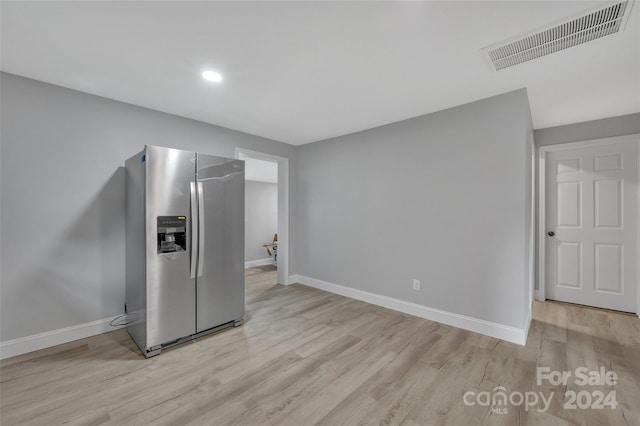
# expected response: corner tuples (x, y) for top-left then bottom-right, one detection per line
(536, 133), (640, 316)
(234, 147), (290, 286)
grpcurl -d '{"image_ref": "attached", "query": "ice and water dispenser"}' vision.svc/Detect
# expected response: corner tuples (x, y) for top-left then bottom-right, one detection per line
(157, 216), (186, 253)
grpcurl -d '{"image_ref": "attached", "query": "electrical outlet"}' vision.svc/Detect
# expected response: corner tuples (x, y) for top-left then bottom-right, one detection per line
(412, 279), (421, 291)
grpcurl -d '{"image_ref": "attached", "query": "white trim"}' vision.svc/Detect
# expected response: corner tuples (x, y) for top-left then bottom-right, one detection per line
(523, 307), (532, 343)
(287, 274), (302, 286)
(290, 275), (528, 345)
(0, 316), (126, 360)
(245, 258), (275, 268)
(235, 148), (288, 164)
(637, 138), (640, 318)
(235, 148), (289, 286)
(528, 132), (536, 318)
(539, 134), (640, 152)
(537, 145), (547, 301)
(537, 134), (640, 315)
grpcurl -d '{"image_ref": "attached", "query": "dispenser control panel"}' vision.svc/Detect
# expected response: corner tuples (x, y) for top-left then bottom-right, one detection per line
(157, 216), (187, 254)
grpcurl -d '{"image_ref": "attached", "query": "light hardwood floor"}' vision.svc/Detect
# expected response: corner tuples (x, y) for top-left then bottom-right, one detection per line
(1, 266), (639, 425)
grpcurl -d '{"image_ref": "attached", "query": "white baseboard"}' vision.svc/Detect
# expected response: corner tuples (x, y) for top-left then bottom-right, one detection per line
(245, 258), (275, 268)
(289, 275), (528, 345)
(287, 274), (302, 286)
(523, 309), (532, 344)
(0, 315), (126, 360)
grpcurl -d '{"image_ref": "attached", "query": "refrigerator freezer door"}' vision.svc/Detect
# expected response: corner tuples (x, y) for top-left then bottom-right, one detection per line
(196, 154), (245, 332)
(146, 146), (197, 348)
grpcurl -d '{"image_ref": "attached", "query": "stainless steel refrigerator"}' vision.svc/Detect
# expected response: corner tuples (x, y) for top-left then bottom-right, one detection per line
(125, 145), (244, 357)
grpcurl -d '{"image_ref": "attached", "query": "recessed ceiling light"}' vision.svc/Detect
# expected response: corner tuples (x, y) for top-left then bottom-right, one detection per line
(202, 70), (222, 82)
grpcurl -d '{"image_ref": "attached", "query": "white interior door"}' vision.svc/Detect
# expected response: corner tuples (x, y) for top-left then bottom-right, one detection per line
(545, 141), (637, 312)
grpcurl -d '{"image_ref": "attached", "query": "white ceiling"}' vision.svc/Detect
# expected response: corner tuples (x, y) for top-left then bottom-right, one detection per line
(1, 1), (638, 145)
(239, 154), (278, 184)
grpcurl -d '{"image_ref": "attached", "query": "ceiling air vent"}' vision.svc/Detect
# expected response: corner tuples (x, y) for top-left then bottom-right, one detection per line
(482, 1), (634, 71)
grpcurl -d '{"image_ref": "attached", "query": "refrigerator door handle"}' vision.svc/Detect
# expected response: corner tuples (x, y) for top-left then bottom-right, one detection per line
(190, 181), (198, 279)
(197, 181), (205, 277)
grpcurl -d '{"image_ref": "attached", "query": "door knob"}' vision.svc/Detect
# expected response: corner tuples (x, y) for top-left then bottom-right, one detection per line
(547, 231), (555, 237)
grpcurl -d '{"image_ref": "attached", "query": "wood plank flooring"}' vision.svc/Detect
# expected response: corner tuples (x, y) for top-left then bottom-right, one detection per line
(1, 266), (639, 425)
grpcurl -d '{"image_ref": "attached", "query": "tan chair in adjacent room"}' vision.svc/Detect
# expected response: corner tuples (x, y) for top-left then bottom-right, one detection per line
(262, 233), (278, 264)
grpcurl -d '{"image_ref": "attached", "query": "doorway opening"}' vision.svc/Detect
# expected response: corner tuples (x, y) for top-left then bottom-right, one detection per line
(537, 134), (640, 315)
(235, 148), (289, 286)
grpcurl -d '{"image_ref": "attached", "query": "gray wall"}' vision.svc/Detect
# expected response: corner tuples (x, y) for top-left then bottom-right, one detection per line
(295, 89), (533, 329)
(245, 181), (278, 262)
(0, 72), (296, 342)
(0, 71), (541, 342)
(534, 113), (640, 146)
